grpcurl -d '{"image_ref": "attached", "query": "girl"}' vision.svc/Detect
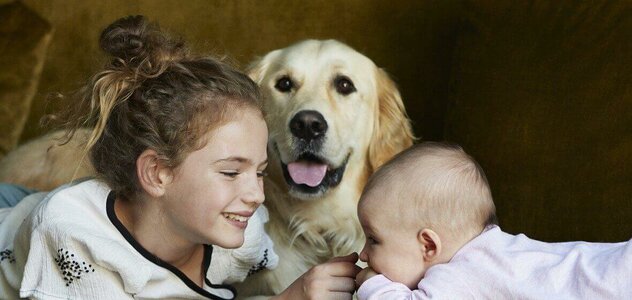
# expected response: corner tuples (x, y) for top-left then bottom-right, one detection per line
(0, 15), (362, 299)
(0, 15), (275, 299)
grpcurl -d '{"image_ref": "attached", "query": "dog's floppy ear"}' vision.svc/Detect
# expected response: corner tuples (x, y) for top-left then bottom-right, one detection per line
(247, 49), (282, 84)
(368, 68), (415, 173)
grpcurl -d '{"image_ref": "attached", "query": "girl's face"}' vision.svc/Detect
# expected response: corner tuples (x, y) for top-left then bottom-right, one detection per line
(358, 190), (427, 289)
(162, 109), (269, 249)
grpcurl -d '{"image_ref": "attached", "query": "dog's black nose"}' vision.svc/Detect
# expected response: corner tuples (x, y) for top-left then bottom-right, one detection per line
(289, 110), (328, 140)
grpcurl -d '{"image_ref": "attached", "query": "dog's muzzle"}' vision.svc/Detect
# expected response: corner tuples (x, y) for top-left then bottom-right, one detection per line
(277, 110), (349, 197)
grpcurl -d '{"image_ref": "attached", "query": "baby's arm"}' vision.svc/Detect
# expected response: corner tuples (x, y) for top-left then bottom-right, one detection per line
(357, 275), (429, 300)
(356, 266), (472, 300)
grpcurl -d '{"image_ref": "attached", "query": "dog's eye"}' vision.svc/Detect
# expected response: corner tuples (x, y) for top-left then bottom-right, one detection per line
(275, 76), (294, 93)
(334, 76), (356, 95)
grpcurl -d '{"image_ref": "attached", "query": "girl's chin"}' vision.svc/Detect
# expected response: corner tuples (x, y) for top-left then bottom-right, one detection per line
(213, 235), (245, 249)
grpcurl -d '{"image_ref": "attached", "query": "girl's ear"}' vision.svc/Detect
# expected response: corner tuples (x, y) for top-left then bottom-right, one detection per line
(418, 228), (442, 261)
(136, 149), (173, 197)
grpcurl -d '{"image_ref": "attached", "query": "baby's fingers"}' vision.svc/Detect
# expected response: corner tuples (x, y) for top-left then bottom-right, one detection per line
(355, 267), (377, 286)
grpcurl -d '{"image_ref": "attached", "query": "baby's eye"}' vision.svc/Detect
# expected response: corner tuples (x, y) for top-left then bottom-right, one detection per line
(367, 236), (378, 244)
(220, 171), (240, 178)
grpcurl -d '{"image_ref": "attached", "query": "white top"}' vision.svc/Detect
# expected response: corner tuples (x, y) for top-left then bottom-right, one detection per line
(358, 225), (631, 300)
(0, 179), (278, 299)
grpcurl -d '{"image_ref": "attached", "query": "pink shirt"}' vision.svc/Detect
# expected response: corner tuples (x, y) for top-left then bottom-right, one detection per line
(358, 226), (631, 299)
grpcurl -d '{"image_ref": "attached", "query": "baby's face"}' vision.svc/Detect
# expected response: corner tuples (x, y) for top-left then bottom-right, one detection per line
(358, 192), (427, 289)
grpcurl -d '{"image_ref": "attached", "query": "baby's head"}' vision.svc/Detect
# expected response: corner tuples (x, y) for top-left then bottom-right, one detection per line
(358, 142), (496, 288)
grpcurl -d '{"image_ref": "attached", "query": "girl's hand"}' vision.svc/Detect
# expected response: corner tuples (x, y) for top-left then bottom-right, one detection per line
(276, 252), (362, 300)
(355, 266), (378, 288)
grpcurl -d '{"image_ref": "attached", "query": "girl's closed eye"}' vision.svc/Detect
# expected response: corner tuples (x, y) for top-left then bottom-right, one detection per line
(257, 170), (268, 178)
(220, 171), (240, 178)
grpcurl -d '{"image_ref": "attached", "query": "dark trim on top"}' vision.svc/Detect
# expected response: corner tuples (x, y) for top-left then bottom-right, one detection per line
(106, 192), (236, 300)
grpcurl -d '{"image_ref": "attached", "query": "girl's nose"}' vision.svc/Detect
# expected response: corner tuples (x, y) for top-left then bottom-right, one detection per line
(243, 176), (265, 204)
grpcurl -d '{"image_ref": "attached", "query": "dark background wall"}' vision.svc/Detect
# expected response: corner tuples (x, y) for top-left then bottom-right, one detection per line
(1, 0), (630, 242)
(5, 0), (457, 142)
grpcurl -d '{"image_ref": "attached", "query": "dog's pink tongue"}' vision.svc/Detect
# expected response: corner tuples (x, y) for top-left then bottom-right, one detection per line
(287, 162), (327, 187)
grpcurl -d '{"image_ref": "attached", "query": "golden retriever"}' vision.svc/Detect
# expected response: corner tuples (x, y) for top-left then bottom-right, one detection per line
(235, 39), (414, 297)
(0, 129), (94, 190)
(0, 39), (414, 297)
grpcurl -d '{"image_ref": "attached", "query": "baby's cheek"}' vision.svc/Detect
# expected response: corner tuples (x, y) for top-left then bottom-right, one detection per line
(370, 264), (385, 276)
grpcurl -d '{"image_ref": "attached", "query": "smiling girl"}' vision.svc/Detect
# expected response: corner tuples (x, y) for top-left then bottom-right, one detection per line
(0, 15), (275, 299)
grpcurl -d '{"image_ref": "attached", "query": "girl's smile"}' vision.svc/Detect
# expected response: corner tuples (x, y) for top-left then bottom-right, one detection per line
(222, 211), (254, 229)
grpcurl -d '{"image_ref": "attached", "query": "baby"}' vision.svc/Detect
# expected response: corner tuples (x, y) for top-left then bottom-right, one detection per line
(355, 142), (631, 299)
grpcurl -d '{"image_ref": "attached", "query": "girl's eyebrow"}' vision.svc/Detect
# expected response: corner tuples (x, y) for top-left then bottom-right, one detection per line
(214, 157), (268, 167)
(214, 157), (250, 164)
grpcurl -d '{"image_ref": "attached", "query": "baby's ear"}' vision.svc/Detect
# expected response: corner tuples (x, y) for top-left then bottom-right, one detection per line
(418, 228), (442, 261)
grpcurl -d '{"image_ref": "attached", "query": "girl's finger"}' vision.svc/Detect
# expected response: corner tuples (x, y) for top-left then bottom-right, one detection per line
(327, 291), (354, 300)
(326, 277), (357, 293)
(326, 261), (363, 277)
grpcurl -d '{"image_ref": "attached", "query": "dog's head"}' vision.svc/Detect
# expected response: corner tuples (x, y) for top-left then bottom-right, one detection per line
(249, 40), (414, 200)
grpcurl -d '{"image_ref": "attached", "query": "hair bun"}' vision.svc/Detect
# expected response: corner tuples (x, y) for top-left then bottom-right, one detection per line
(99, 15), (149, 63)
(99, 15), (187, 70)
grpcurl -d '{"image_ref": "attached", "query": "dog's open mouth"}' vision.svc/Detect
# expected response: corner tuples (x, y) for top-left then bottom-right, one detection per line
(281, 152), (350, 195)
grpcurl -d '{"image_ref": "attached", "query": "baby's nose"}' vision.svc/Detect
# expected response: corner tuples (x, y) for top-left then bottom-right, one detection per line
(359, 248), (369, 262)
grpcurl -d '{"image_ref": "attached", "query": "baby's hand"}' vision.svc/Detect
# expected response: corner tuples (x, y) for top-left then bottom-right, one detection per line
(355, 266), (378, 288)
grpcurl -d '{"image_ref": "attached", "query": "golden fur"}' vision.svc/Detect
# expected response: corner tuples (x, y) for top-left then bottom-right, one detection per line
(0, 129), (94, 190)
(235, 40), (413, 297)
(0, 39), (414, 297)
